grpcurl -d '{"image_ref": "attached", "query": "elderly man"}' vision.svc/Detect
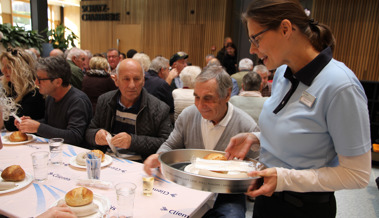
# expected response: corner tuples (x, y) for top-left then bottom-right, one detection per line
(107, 48), (121, 75)
(144, 65), (259, 218)
(16, 56), (92, 147)
(85, 59), (173, 161)
(66, 48), (87, 89)
(230, 71), (268, 123)
(144, 56), (174, 120)
(254, 64), (272, 97)
(169, 51), (188, 90)
(49, 48), (64, 57)
(232, 58), (254, 90)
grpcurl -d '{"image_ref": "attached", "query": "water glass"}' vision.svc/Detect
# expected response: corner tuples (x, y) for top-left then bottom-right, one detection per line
(115, 182), (136, 218)
(31, 151), (49, 182)
(49, 138), (64, 165)
(86, 152), (101, 179)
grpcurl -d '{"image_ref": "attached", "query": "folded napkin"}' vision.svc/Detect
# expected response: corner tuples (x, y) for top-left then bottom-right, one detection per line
(105, 132), (118, 155)
(77, 179), (112, 189)
(192, 158), (257, 172)
(0, 181), (17, 190)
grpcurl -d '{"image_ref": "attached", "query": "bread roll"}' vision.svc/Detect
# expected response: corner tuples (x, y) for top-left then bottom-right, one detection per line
(1, 165), (26, 181)
(91, 150), (105, 162)
(9, 131), (28, 142)
(203, 153), (227, 161)
(65, 187), (93, 207)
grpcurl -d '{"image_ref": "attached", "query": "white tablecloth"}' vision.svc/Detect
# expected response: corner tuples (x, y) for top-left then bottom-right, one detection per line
(0, 133), (215, 217)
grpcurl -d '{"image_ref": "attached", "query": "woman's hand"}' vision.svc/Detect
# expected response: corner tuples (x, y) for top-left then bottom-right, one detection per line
(246, 168), (278, 197)
(37, 203), (77, 218)
(225, 132), (259, 160)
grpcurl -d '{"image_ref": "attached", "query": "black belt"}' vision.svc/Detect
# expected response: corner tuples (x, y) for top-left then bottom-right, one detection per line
(272, 191), (334, 207)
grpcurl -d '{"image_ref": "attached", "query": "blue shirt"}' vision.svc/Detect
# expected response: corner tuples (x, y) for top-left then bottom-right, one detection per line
(259, 47), (371, 169)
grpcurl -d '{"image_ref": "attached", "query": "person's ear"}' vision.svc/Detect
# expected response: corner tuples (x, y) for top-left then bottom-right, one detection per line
(281, 19), (293, 38)
(53, 78), (63, 87)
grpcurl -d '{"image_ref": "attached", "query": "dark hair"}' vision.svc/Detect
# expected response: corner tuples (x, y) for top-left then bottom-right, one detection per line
(36, 56), (71, 87)
(242, 0), (335, 52)
(127, 49), (138, 58)
(107, 48), (120, 55)
(243, 71), (262, 91)
(225, 43), (237, 50)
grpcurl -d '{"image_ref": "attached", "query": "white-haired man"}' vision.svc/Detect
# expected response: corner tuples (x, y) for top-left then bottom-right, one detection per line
(232, 58), (254, 90)
(66, 48), (87, 89)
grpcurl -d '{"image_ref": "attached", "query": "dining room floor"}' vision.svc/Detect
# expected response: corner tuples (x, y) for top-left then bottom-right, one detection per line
(245, 163), (379, 218)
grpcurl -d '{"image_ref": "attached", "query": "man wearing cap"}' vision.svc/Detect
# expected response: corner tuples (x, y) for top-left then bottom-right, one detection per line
(169, 51), (188, 90)
(232, 58), (254, 90)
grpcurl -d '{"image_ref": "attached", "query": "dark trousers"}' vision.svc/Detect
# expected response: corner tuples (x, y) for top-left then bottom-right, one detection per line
(202, 193), (246, 218)
(253, 191), (336, 218)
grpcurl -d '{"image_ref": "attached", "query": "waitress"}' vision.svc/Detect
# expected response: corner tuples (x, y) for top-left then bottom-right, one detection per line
(225, 0), (371, 217)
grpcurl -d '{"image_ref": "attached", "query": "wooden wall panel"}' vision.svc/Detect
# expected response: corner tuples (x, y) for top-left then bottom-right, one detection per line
(312, 0), (379, 81)
(80, 0), (228, 67)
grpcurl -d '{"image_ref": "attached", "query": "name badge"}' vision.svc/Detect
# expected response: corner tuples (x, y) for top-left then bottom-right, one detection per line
(299, 91), (316, 108)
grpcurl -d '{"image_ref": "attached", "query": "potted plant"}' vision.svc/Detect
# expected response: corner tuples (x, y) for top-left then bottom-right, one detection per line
(0, 23), (45, 51)
(46, 24), (79, 51)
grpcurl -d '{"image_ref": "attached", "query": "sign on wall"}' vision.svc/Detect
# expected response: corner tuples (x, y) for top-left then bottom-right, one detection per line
(81, 4), (120, 21)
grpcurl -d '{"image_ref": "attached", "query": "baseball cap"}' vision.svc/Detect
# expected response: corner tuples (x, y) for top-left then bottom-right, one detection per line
(170, 51), (188, 66)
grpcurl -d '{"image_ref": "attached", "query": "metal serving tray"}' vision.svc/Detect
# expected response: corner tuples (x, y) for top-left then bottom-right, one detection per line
(159, 149), (266, 193)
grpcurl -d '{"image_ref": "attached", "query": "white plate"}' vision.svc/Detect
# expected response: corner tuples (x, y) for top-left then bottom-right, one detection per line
(0, 172), (33, 194)
(51, 193), (111, 218)
(69, 155), (113, 169)
(1, 133), (36, 145)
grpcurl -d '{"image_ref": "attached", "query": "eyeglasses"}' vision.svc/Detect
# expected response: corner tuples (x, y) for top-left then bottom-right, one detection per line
(6, 48), (22, 57)
(248, 28), (269, 48)
(36, 76), (56, 83)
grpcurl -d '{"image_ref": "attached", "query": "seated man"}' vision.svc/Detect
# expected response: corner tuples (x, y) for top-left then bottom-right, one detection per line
(66, 48), (87, 89)
(144, 56), (174, 122)
(85, 59), (173, 161)
(230, 71), (268, 123)
(232, 58), (254, 90)
(144, 65), (259, 218)
(16, 56), (93, 147)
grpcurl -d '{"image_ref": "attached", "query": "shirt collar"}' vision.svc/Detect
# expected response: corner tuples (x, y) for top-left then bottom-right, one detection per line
(201, 102), (234, 127)
(286, 47), (333, 86)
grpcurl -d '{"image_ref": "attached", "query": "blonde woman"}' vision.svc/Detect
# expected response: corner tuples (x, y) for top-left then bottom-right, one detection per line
(1, 47), (45, 131)
(82, 56), (117, 115)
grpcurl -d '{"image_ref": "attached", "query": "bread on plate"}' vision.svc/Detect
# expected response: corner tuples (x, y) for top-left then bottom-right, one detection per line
(1, 165), (25, 181)
(9, 131), (28, 142)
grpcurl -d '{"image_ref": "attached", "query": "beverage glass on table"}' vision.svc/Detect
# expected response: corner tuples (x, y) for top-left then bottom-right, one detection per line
(142, 175), (154, 196)
(31, 151), (49, 181)
(86, 151), (101, 179)
(49, 138), (64, 165)
(115, 182), (136, 218)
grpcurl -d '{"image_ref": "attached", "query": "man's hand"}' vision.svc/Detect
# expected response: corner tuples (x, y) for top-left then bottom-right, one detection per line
(143, 154), (161, 176)
(95, 129), (109, 145)
(112, 132), (131, 149)
(17, 116), (40, 133)
(246, 168), (278, 198)
(225, 132), (259, 160)
(165, 68), (178, 85)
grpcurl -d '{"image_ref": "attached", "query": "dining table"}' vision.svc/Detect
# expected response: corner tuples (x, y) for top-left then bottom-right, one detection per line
(0, 131), (216, 218)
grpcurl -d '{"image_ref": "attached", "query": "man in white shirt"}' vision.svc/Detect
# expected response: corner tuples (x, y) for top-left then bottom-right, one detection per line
(144, 65), (258, 218)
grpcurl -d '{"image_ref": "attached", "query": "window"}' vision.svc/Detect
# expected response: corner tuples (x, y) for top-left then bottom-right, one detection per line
(12, 0), (31, 30)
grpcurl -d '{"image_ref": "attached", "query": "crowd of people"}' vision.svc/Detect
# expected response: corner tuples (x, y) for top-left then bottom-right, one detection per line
(0, 0), (374, 217)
